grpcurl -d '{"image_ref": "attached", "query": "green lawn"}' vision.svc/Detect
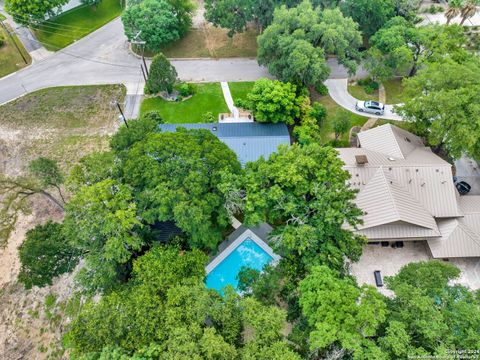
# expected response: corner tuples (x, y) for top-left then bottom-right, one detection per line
(0, 23), (31, 78)
(347, 84), (379, 101)
(33, 0), (123, 50)
(140, 83), (229, 123)
(0, 13), (6, 21)
(228, 81), (254, 104)
(383, 78), (406, 104)
(316, 95), (368, 145)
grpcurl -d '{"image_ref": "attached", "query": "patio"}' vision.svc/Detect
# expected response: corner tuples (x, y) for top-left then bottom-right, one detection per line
(349, 241), (480, 296)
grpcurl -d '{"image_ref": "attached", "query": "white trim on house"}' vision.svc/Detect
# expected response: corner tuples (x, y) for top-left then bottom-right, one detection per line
(205, 229), (280, 275)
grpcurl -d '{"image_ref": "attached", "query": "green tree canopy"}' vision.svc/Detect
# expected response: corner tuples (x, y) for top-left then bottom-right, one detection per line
(340, 0), (395, 38)
(299, 265), (387, 354)
(29, 157), (65, 203)
(119, 129), (241, 250)
(69, 246), (300, 358)
(397, 56), (480, 159)
(18, 221), (80, 289)
(366, 20), (468, 81)
(63, 179), (143, 292)
(5, 0), (69, 24)
(145, 53), (178, 94)
(110, 113), (164, 152)
(237, 78), (302, 124)
(377, 261), (480, 357)
(257, 1), (334, 87)
(122, 0), (181, 52)
(221, 144), (364, 279)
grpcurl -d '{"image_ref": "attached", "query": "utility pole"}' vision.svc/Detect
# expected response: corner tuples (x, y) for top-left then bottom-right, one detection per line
(131, 30), (148, 77)
(116, 101), (128, 128)
(0, 20), (28, 64)
(140, 64), (147, 82)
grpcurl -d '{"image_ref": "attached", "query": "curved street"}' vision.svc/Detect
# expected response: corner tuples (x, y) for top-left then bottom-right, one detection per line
(0, 17), (403, 122)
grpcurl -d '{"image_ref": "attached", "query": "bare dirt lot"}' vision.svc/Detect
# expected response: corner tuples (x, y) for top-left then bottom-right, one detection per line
(0, 85), (125, 359)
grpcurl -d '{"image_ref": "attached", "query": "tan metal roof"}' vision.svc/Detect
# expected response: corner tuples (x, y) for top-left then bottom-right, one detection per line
(357, 123), (424, 159)
(357, 223), (441, 240)
(428, 216), (480, 258)
(337, 148), (460, 218)
(336, 125), (480, 258)
(356, 167), (439, 232)
(458, 196), (480, 214)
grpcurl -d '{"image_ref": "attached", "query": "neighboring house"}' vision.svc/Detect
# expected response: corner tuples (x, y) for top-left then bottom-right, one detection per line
(337, 124), (480, 258)
(158, 122), (291, 167)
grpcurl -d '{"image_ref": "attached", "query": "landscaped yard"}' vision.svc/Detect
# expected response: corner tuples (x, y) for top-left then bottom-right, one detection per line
(0, 85), (125, 175)
(316, 94), (368, 145)
(140, 83), (229, 123)
(383, 78), (406, 104)
(228, 81), (254, 104)
(347, 83), (379, 101)
(141, 27), (257, 58)
(33, 0), (123, 50)
(0, 23), (31, 78)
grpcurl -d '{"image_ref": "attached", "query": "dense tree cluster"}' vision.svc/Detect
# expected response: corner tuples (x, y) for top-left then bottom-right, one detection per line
(122, 0), (195, 51)
(4, 0), (69, 24)
(396, 27), (480, 160)
(257, 0), (363, 87)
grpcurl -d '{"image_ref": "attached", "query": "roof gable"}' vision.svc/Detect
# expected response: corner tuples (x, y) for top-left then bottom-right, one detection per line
(428, 217), (480, 258)
(357, 124), (424, 159)
(356, 167), (439, 232)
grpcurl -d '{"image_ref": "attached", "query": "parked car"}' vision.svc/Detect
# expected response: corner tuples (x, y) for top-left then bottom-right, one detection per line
(355, 100), (385, 115)
(453, 176), (472, 195)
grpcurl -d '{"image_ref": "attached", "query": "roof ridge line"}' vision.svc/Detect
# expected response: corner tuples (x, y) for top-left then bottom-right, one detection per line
(387, 124), (406, 160)
(378, 166), (401, 220)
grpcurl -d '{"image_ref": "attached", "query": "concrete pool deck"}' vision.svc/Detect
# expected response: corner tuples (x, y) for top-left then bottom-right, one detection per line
(206, 223), (280, 274)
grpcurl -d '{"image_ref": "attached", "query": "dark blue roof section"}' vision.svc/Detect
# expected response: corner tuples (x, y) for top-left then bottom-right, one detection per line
(158, 122), (291, 166)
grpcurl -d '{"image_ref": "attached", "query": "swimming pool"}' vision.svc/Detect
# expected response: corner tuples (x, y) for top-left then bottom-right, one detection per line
(206, 237), (274, 293)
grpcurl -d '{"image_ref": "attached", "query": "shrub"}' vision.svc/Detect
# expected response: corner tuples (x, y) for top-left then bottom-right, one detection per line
(176, 83), (195, 97)
(141, 110), (164, 123)
(18, 222), (81, 289)
(315, 83), (329, 96)
(309, 102), (327, 126)
(146, 53), (178, 94)
(201, 111), (216, 123)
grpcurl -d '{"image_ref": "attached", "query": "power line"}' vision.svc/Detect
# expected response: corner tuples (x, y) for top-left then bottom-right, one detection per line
(23, 35), (139, 68)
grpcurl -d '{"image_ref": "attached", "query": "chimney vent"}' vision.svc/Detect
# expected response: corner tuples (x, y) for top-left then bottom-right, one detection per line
(355, 155), (368, 165)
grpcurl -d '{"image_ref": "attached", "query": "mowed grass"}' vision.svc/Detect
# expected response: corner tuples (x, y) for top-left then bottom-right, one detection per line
(229, 81), (254, 104)
(383, 78), (406, 104)
(347, 84), (379, 101)
(142, 26), (258, 58)
(0, 85), (125, 174)
(0, 23), (31, 78)
(33, 0), (123, 50)
(315, 95), (368, 145)
(140, 83), (229, 123)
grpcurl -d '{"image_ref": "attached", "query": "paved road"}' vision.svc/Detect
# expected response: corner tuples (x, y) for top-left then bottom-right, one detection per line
(0, 17), (403, 123)
(0, 19), (273, 105)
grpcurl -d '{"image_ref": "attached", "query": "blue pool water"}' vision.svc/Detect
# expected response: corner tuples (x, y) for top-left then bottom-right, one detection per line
(206, 238), (273, 293)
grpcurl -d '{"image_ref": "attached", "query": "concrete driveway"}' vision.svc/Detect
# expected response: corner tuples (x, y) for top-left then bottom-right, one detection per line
(324, 78), (403, 121)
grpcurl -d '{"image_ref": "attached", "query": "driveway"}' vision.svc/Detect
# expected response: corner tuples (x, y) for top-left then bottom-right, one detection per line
(455, 156), (480, 195)
(324, 79), (403, 121)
